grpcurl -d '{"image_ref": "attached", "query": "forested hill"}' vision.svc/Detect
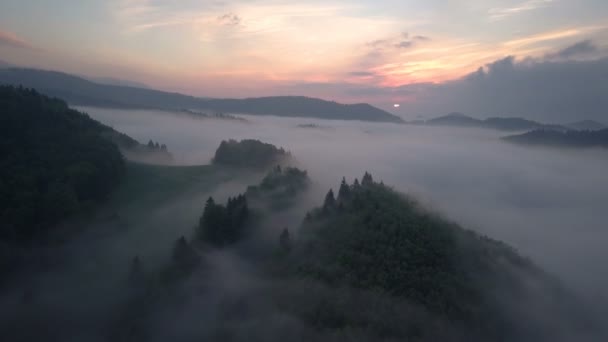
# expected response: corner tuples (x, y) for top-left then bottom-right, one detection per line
(0, 68), (403, 123)
(199, 96), (403, 122)
(504, 128), (608, 148)
(0, 86), (127, 242)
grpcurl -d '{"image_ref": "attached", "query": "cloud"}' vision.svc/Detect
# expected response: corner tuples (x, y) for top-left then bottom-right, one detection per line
(395, 41), (413, 49)
(347, 71), (377, 77)
(218, 13), (241, 27)
(367, 32), (432, 50)
(488, 0), (554, 21)
(547, 39), (599, 60)
(413, 35), (431, 42)
(0, 29), (33, 49)
(395, 55), (608, 123)
(366, 39), (388, 48)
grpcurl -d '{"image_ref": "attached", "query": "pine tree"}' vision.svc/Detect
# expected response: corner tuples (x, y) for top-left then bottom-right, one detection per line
(338, 177), (351, 200)
(362, 172), (373, 186)
(323, 188), (336, 211)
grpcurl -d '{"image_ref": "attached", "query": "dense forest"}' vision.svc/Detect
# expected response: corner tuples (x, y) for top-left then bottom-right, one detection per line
(213, 139), (291, 168)
(102, 171), (604, 341)
(504, 128), (608, 148)
(0, 86), (126, 243)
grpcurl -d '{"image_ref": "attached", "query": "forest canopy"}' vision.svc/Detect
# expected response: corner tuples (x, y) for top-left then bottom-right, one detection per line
(0, 86), (126, 242)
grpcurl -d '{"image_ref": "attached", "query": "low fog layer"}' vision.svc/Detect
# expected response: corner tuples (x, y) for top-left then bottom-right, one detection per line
(83, 106), (608, 298)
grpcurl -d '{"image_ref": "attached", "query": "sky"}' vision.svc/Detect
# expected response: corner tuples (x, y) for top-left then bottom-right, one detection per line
(1, 0), (608, 115)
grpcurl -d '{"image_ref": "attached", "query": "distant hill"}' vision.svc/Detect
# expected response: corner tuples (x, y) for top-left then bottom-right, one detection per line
(566, 120), (606, 131)
(504, 128), (608, 148)
(0, 60), (12, 68)
(426, 112), (481, 127)
(0, 68), (403, 123)
(422, 112), (568, 131)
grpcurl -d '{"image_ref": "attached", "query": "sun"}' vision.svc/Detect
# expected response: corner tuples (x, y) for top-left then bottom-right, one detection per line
(393, 104), (400, 108)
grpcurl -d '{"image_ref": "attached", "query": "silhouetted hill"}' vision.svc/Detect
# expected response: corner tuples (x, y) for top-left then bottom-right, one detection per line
(426, 112), (481, 127)
(0, 86), (126, 243)
(0, 68), (403, 122)
(0, 68), (204, 109)
(504, 128), (608, 148)
(201, 96), (403, 122)
(422, 112), (569, 131)
(566, 120), (606, 131)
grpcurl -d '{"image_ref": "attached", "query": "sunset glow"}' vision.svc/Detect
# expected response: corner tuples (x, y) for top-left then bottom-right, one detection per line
(1, 0), (607, 107)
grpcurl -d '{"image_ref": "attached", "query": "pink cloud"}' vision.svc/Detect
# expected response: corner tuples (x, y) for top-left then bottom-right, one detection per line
(0, 29), (33, 49)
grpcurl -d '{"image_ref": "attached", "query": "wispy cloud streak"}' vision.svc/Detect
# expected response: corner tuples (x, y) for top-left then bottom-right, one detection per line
(488, 0), (554, 21)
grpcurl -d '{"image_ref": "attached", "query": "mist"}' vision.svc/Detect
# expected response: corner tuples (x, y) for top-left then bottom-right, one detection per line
(2, 105), (607, 341)
(80, 106), (608, 298)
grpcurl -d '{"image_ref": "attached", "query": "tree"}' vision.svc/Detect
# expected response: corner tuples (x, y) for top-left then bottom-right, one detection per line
(172, 236), (199, 270)
(338, 177), (351, 200)
(147, 139), (154, 149)
(323, 189), (336, 211)
(362, 172), (373, 186)
(198, 195), (249, 247)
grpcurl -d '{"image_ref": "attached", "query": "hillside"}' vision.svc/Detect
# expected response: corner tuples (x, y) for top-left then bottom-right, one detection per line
(110, 172), (604, 341)
(0, 68), (403, 123)
(0, 86), (126, 243)
(276, 174), (601, 340)
(504, 128), (608, 148)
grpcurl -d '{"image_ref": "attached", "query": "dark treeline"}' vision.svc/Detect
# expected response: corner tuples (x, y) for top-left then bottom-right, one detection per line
(197, 165), (309, 248)
(246, 165), (309, 210)
(0, 86), (126, 243)
(197, 195), (249, 247)
(504, 128), (608, 148)
(146, 140), (168, 152)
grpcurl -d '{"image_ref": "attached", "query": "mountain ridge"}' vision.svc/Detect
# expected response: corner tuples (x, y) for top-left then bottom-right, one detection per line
(0, 68), (403, 123)
(417, 112), (578, 131)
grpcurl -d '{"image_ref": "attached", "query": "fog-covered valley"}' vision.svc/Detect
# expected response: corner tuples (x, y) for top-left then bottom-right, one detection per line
(2, 99), (608, 341)
(84, 106), (608, 298)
